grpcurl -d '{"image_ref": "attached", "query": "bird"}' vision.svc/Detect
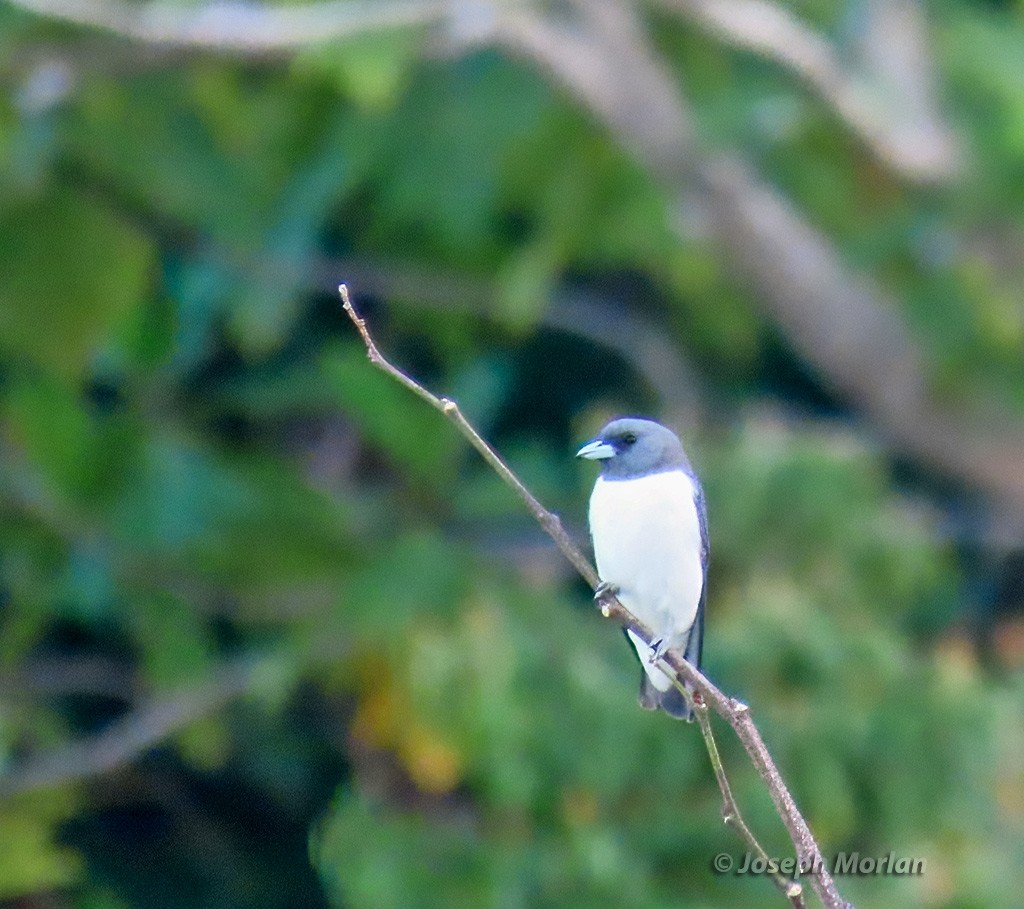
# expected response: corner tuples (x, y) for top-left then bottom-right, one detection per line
(577, 417), (707, 719)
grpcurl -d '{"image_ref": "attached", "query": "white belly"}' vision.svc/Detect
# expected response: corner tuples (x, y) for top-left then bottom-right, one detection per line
(589, 471), (703, 674)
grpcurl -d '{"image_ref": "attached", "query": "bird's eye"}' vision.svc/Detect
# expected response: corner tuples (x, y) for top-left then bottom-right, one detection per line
(622, 432), (637, 445)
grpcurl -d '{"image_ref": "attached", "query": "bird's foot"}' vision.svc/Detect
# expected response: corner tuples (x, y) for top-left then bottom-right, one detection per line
(648, 638), (668, 665)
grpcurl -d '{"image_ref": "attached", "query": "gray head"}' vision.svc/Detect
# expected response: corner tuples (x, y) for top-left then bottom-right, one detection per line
(576, 417), (690, 479)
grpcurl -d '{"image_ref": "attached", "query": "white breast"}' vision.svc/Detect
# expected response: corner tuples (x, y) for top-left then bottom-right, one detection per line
(588, 471), (703, 640)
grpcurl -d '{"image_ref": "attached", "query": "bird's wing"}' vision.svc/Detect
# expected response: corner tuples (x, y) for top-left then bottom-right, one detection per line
(684, 479), (709, 672)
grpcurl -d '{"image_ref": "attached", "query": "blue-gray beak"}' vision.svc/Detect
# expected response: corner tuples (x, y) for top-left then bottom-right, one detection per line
(576, 438), (616, 460)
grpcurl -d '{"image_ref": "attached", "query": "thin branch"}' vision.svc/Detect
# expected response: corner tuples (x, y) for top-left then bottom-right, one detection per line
(656, 663), (805, 908)
(651, 664), (805, 907)
(693, 704), (805, 908)
(341, 285), (598, 586)
(599, 587), (844, 905)
(340, 284), (849, 909)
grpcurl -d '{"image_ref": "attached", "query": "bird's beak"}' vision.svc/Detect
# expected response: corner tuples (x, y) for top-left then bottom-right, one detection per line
(576, 438), (616, 460)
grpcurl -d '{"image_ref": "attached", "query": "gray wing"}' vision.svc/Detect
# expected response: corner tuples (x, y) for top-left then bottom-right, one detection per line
(683, 478), (708, 672)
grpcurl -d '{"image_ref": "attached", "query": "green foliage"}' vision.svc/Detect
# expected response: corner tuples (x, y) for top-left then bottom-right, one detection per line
(0, 794), (84, 898)
(324, 345), (460, 485)
(0, 187), (154, 376)
(0, 3), (1022, 909)
(295, 29), (423, 110)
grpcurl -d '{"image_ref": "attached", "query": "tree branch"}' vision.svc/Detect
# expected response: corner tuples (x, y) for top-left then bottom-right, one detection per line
(15, 0), (1022, 537)
(6, 0), (958, 184)
(340, 284), (850, 909)
(0, 656), (259, 797)
(655, 662), (806, 907)
(660, 0), (959, 183)
(3, 0), (455, 52)
(341, 285), (598, 586)
(487, 0), (1024, 543)
(0, 638), (348, 798)
(693, 702), (806, 908)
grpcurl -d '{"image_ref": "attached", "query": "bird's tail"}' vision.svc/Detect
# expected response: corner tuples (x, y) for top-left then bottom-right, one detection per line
(638, 673), (693, 721)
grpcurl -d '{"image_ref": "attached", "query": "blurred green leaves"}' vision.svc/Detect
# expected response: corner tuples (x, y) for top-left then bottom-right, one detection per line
(324, 345), (459, 485)
(0, 794), (84, 899)
(295, 29), (423, 111)
(0, 187), (154, 377)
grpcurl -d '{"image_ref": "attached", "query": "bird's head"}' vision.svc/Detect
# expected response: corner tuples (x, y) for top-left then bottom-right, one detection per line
(576, 417), (688, 479)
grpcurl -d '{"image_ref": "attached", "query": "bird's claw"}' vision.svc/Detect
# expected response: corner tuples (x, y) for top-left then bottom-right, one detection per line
(648, 638), (668, 665)
(593, 582), (619, 601)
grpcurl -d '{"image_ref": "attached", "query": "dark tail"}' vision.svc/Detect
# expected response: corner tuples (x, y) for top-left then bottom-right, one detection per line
(638, 673), (692, 720)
